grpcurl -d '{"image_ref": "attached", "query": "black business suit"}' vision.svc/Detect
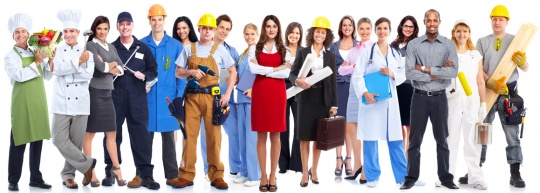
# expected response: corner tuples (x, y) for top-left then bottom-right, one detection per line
(289, 47), (338, 141)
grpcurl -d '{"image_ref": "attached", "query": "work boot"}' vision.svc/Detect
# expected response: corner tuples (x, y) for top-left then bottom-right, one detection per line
(510, 163), (525, 188)
(458, 173), (468, 184)
(127, 175), (141, 188)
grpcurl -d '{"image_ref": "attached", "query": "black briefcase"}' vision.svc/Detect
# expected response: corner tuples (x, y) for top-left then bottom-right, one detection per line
(316, 116), (346, 151)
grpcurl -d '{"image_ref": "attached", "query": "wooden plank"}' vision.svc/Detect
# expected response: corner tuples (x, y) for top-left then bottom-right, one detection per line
(485, 23), (537, 111)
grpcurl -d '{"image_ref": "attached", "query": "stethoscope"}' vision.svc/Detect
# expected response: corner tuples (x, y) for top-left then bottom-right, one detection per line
(367, 44), (397, 65)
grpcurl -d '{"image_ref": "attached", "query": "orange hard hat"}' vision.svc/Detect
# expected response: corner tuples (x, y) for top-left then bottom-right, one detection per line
(148, 4), (167, 19)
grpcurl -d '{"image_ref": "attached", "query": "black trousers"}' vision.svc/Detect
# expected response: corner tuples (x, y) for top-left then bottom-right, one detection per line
(150, 131), (178, 179)
(104, 89), (154, 178)
(279, 80), (302, 172)
(405, 93), (453, 184)
(8, 132), (44, 184)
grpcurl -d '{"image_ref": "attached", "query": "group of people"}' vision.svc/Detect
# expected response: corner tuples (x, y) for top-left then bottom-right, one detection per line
(5, 3), (528, 192)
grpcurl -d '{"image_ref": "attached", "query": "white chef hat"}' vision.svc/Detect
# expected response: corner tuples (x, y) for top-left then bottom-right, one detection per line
(57, 9), (82, 29)
(7, 13), (32, 34)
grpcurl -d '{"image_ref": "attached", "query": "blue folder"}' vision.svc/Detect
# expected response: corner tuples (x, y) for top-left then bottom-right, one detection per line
(236, 69), (256, 92)
(361, 71), (392, 104)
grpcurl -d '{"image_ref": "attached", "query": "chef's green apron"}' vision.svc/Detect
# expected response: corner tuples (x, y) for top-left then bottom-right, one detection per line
(11, 47), (50, 146)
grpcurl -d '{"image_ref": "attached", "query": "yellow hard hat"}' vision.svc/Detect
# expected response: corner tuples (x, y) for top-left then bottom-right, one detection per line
(198, 14), (217, 28)
(312, 16), (331, 30)
(148, 4), (167, 19)
(490, 5), (510, 20)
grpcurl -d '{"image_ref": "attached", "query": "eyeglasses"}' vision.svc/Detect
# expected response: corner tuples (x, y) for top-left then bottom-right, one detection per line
(403, 25), (414, 30)
(495, 38), (502, 51)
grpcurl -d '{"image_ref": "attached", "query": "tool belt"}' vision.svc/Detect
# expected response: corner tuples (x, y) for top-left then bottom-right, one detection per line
(186, 84), (219, 94)
(503, 81), (525, 125)
(212, 95), (230, 125)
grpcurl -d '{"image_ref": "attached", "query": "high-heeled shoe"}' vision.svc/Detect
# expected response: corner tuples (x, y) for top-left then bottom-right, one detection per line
(344, 166), (363, 180)
(344, 156), (352, 176)
(334, 156), (343, 176)
(110, 166), (127, 186)
(308, 168), (319, 184)
(359, 179), (367, 184)
(90, 180), (100, 187)
(268, 178), (277, 192)
(300, 175), (308, 187)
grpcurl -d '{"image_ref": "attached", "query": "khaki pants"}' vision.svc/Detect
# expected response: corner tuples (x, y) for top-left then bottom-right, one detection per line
(179, 93), (224, 181)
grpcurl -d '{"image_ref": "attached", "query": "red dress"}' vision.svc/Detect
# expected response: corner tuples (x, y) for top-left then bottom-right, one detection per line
(251, 52), (286, 132)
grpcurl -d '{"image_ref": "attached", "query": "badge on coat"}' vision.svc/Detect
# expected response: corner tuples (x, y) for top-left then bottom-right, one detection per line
(165, 56), (171, 70)
(135, 52), (144, 60)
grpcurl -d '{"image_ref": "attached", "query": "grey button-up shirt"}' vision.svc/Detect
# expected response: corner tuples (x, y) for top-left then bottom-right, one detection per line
(405, 34), (458, 91)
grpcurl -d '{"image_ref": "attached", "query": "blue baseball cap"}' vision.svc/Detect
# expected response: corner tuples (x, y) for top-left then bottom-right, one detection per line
(117, 11), (133, 23)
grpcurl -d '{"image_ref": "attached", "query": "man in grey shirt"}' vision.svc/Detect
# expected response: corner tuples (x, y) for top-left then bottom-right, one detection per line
(458, 5), (529, 188)
(400, 9), (458, 190)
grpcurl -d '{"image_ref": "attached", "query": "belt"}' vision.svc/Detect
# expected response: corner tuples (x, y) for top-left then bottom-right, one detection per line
(414, 89), (445, 96)
(186, 87), (211, 94)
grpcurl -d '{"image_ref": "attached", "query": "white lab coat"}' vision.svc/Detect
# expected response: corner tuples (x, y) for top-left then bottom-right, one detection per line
(4, 46), (53, 85)
(50, 43), (95, 115)
(352, 43), (405, 141)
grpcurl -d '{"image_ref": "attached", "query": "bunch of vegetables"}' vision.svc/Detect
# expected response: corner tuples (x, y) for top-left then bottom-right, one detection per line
(28, 28), (63, 57)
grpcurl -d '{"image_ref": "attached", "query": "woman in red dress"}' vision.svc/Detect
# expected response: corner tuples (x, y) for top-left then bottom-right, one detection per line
(249, 15), (291, 192)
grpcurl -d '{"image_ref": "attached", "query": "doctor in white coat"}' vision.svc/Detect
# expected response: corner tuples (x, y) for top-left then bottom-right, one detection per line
(351, 17), (407, 188)
(51, 9), (97, 188)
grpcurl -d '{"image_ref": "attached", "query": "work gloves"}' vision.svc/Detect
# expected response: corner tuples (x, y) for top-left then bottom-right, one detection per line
(512, 51), (527, 69)
(478, 102), (487, 122)
(486, 77), (508, 95)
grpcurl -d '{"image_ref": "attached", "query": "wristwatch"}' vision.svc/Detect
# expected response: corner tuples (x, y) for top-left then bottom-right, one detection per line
(420, 66), (426, 73)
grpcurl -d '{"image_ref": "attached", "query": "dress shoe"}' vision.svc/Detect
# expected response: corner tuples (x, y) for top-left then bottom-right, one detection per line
(278, 169), (287, 174)
(400, 180), (415, 190)
(29, 181), (51, 189)
(127, 175), (141, 188)
(82, 158), (96, 186)
(140, 176), (160, 190)
(63, 179), (78, 189)
(101, 176), (113, 186)
(166, 178), (188, 188)
(458, 173), (468, 184)
(211, 178), (229, 190)
(441, 182), (459, 189)
(8, 183), (18, 191)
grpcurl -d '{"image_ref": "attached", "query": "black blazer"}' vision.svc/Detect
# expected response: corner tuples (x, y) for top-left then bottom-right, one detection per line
(289, 47), (338, 108)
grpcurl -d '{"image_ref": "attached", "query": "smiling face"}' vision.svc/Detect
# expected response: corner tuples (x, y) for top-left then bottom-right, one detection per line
(402, 20), (415, 38)
(265, 19), (278, 40)
(215, 20), (232, 42)
(63, 28), (80, 46)
(176, 21), (190, 41)
(117, 20), (133, 38)
(313, 28), (327, 45)
(12, 27), (29, 46)
(358, 22), (372, 42)
(244, 27), (258, 46)
(424, 11), (440, 35)
(375, 21), (390, 42)
(287, 27), (301, 45)
(95, 22), (109, 42)
(491, 16), (508, 34)
(341, 18), (354, 38)
(149, 15), (165, 33)
(453, 24), (470, 46)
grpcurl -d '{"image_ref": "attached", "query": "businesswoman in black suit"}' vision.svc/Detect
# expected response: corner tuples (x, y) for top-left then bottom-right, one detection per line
(289, 16), (337, 187)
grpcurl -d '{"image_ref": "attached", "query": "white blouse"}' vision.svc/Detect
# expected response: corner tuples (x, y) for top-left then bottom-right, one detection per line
(248, 43), (291, 78)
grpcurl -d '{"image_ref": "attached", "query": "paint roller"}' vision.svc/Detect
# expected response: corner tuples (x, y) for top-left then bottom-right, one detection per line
(458, 72), (472, 96)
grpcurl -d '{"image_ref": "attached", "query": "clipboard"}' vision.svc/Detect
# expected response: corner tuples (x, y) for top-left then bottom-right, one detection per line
(236, 68), (256, 92)
(219, 68), (229, 83)
(361, 71), (392, 104)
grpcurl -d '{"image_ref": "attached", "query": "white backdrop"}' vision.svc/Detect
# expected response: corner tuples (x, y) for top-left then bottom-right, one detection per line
(0, 0), (538, 193)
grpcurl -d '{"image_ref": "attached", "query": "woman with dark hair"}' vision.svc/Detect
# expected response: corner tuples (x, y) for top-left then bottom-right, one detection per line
(278, 21), (304, 174)
(290, 16), (337, 187)
(351, 17), (407, 188)
(84, 15), (126, 187)
(172, 16), (198, 46)
(338, 17), (373, 183)
(390, 15), (419, 158)
(329, 15), (357, 177)
(248, 15), (291, 192)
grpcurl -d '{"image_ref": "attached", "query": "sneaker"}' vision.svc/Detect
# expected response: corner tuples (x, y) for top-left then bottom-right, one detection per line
(233, 176), (248, 184)
(470, 181), (488, 190)
(435, 181), (442, 187)
(415, 180), (426, 186)
(366, 181), (378, 188)
(127, 175), (141, 188)
(204, 174), (210, 182)
(229, 173), (240, 181)
(244, 180), (259, 187)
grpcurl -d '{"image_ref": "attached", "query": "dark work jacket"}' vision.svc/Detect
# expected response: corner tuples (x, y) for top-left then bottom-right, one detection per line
(329, 39), (359, 82)
(289, 47), (338, 108)
(112, 36), (158, 90)
(285, 45), (305, 82)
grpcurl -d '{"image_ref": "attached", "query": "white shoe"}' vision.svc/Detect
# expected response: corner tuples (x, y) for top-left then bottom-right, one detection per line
(415, 180), (425, 186)
(229, 173), (240, 181)
(435, 181), (442, 187)
(367, 181), (378, 188)
(244, 180), (260, 187)
(470, 181), (488, 190)
(204, 174), (210, 182)
(234, 176), (248, 184)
